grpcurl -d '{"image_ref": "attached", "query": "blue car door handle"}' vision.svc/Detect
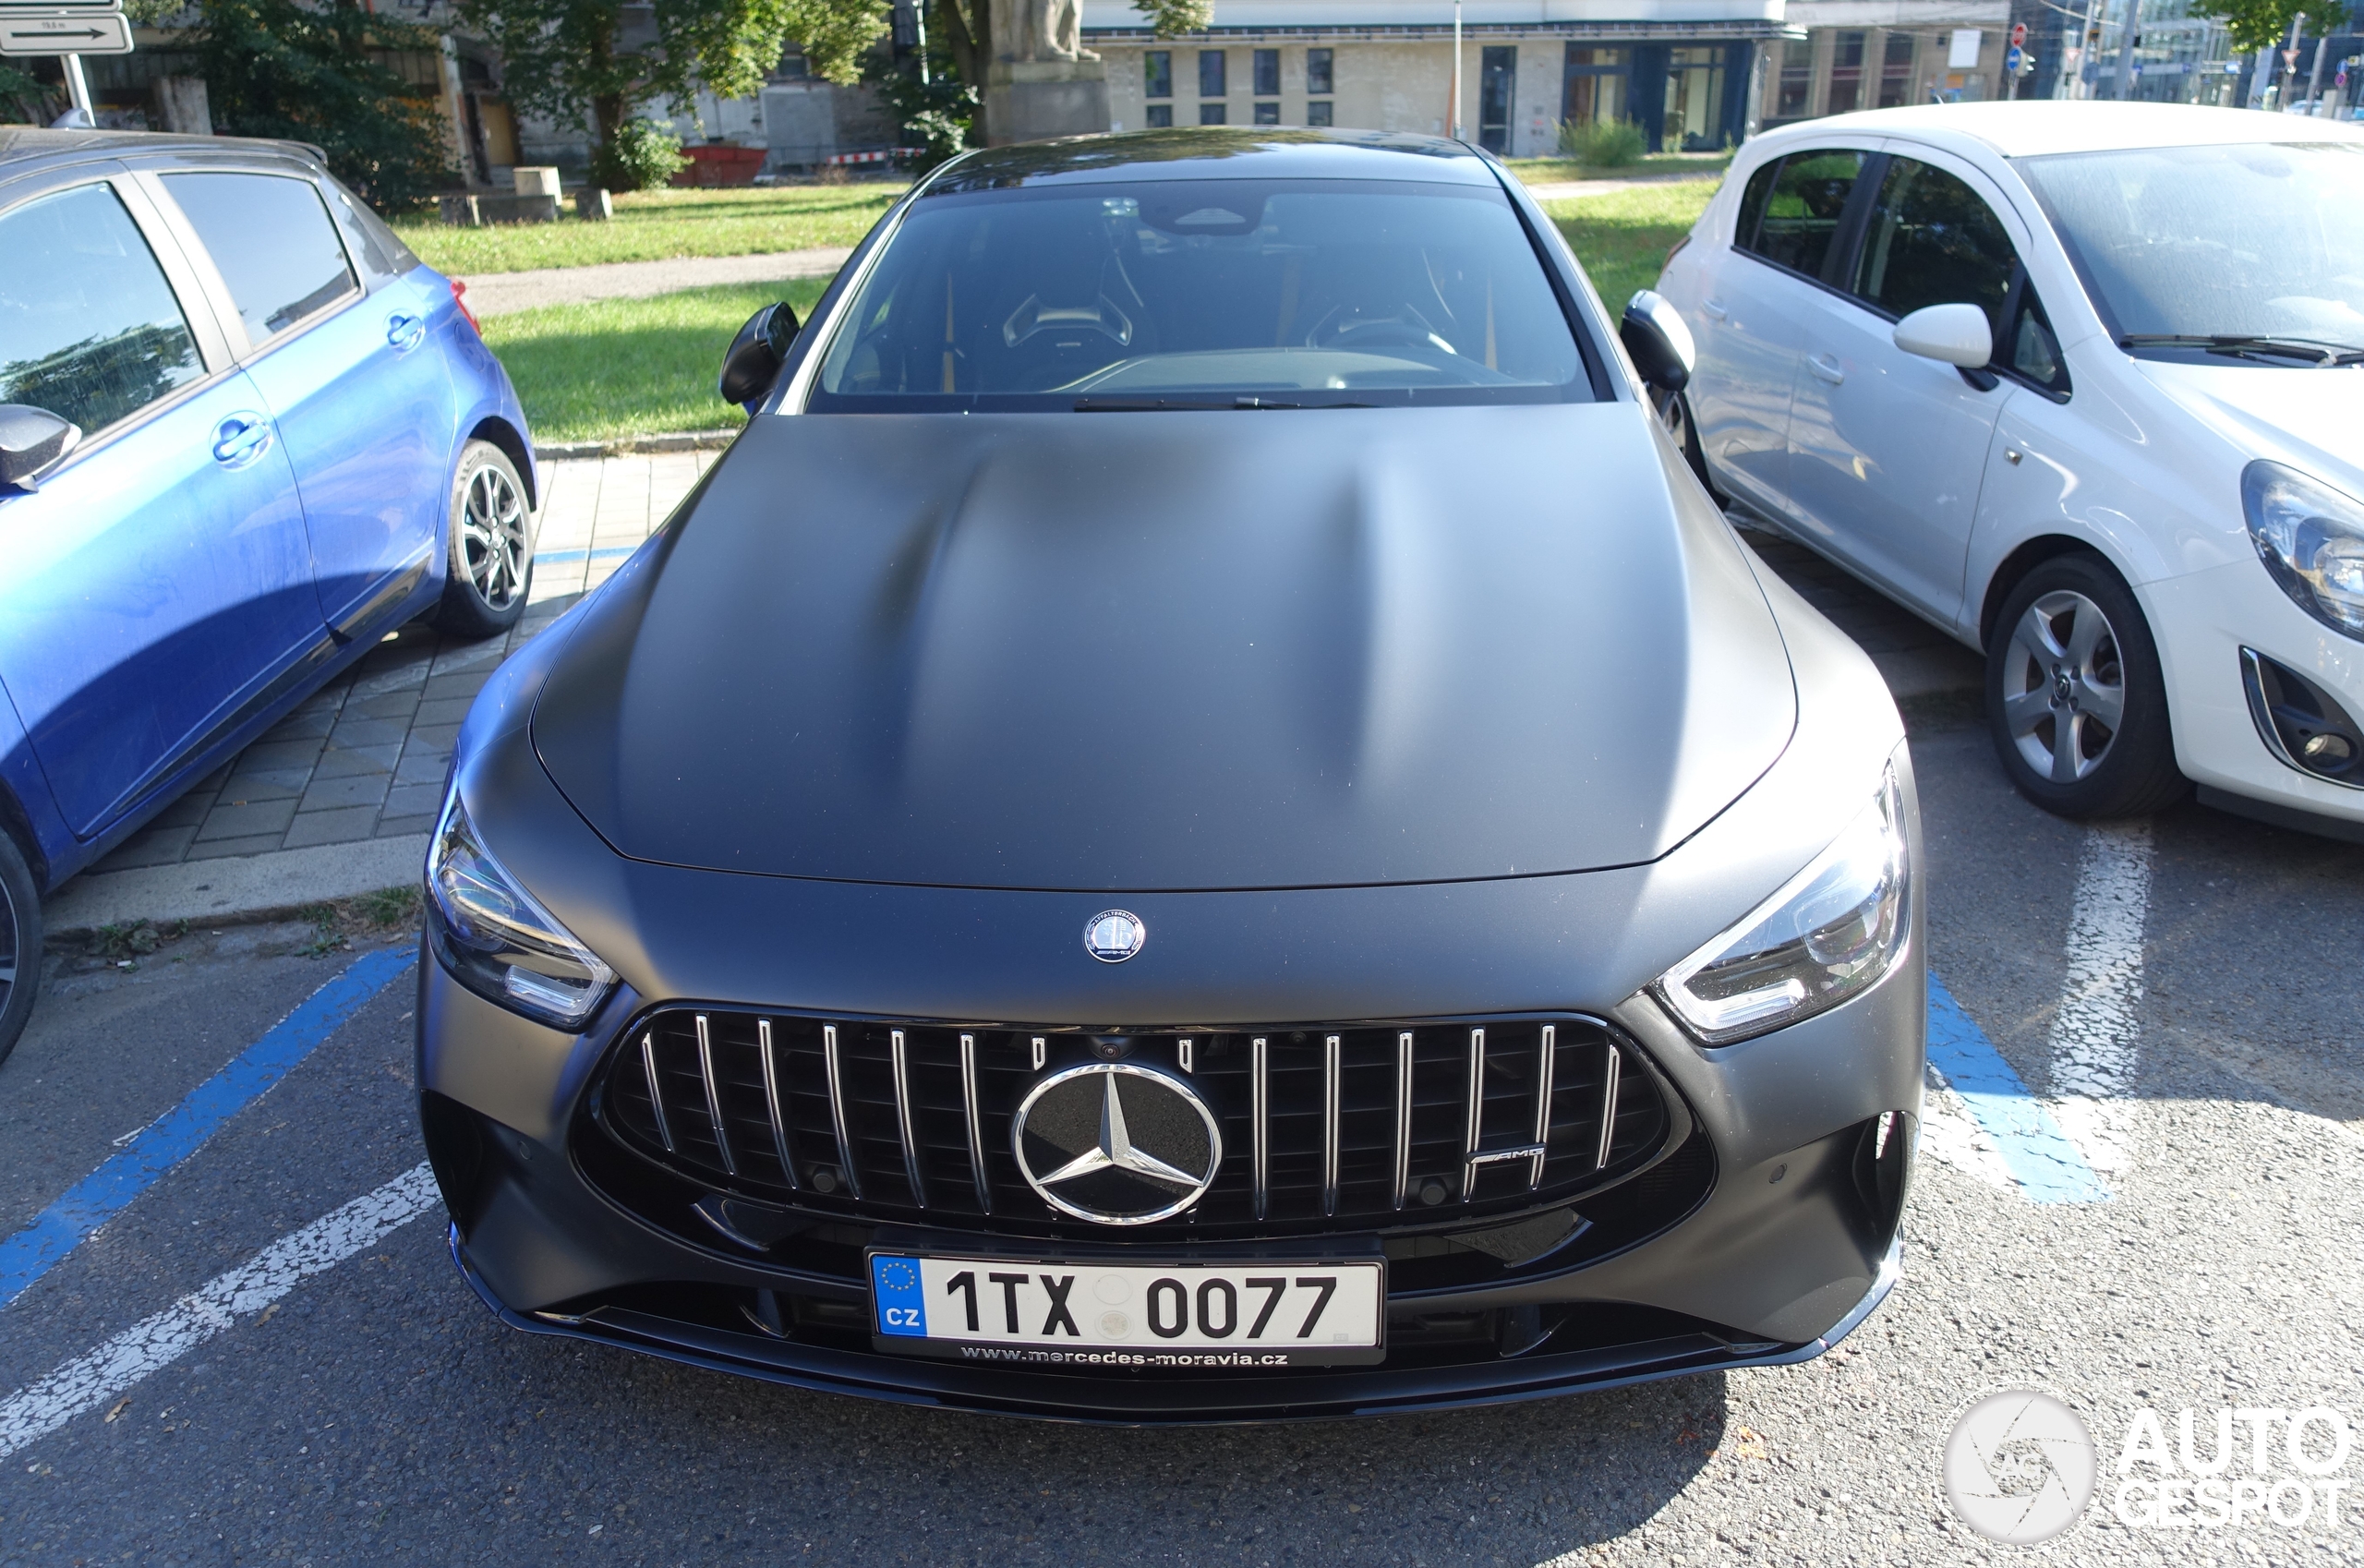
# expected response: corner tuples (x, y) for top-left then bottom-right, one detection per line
(211, 413), (274, 469)
(386, 312), (427, 352)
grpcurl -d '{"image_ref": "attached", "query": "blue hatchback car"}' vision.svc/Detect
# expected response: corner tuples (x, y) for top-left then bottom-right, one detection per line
(0, 128), (541, 1062)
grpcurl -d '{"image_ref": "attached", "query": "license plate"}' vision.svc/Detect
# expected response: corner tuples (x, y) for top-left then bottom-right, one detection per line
(867, 1252), (1386, 1368)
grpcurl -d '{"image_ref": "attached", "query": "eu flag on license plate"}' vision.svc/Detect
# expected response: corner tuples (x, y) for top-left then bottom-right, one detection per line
(871, 1254), (927, 1336)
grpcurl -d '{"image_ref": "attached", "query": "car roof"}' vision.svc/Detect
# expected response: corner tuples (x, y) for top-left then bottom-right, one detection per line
(1749, 101), (2364, 161)
(0, 126), (325, 175)
(923, 127), (1499, 192)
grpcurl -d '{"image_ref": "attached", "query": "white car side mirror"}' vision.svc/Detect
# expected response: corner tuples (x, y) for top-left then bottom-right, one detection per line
(1892, 303), (1993, 369)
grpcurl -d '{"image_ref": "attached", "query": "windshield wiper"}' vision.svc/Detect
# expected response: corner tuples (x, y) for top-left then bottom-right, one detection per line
(2118, 333), (2364, 367)
(1073, 395), (1378, 411)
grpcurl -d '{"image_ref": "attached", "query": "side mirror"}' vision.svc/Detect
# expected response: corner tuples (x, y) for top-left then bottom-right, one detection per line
(719, 302), (802, 410)
(1621, 290), (1695, 392)
(0, 404), (81, 490)
(1892, 303), (1993, 369)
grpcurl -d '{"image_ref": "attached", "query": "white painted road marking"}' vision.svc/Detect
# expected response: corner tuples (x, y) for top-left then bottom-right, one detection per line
(0, 1163), (439, 1459)
(2045, 823), (2154, 1180)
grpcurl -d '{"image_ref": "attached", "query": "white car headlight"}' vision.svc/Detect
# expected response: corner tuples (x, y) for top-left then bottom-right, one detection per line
(1654, 769), (1911, 1045)
(2245, 460), (2364, 642)
(426, 789), (615, 1029)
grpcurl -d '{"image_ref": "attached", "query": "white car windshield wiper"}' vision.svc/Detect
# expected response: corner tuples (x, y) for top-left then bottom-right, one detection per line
(2118, 333), (2364, 368)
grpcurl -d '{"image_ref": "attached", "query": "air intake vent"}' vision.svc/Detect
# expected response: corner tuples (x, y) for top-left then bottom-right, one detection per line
(591, 1012), (1672, 1238)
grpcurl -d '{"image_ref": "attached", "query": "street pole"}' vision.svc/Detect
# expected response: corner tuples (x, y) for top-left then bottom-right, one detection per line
(61, 51), (90, 117)
(1450, 0), (1463, 140)
(2302, 27), (2326, 114)
(2077, 0), (2101, 97)
(2113, 0), (2141, 100)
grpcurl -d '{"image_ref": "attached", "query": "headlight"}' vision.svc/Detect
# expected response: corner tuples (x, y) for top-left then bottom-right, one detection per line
(1654, 769), (1910, 1045)
(426, 789), (615, 1029)
(2244, 460), (2364, 642)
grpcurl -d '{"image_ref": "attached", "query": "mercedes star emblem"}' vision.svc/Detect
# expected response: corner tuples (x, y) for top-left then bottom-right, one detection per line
(1082, 910), (1146, 963)
(1011, 1062), (1222, 1224)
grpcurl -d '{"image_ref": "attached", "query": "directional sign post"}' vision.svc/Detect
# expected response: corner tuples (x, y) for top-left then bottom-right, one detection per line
(0, 0), (130, 125)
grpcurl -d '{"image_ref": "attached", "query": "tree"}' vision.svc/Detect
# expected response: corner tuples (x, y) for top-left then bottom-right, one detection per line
(193, 0), (455, 211)
(2189, 0), (2308, 53)
(459, 0), (888, 188)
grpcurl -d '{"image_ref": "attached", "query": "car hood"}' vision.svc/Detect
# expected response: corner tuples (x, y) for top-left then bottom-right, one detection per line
(2135, 359), (2364, 501)
(531, 407), (1797, 891)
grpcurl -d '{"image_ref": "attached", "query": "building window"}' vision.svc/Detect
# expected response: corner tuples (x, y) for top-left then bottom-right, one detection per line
(1253, 48), (1279, 96)
(1562, 44), (1628, 126)
(1254, 100), (1280, 124)
(1145, 51), (1172, 99)
(1662, 45), (1728, 151)
(1199, 50), (1225, 98)
(1200, 101), (1226, 125)
(1147, 103), (1174, 127)
(1307, 48), (1333, 95)
(1827, 31), (1866, 115)
(1478, 46), (1516, 153)
(1777, 49), (1811, 116)
(1307, 100), (1333, 126)
(1878, 33), (1914, 108)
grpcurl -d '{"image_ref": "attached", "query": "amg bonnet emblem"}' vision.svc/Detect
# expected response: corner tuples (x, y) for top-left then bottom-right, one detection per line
(1082, 910), (1146, 963)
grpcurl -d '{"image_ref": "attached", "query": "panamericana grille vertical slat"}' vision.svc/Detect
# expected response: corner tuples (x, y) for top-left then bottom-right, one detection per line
(889, 1029), (925, 1207)
(1596, 1044), (1622, 1170)
(1250, 1035), (1270, 1223)
(694, 1014), (737, 1177)
(959, 1031), (990, 1213)
(1321, 1033), (1342, 1218)
(640, 1032), (675, 1153)
(1462, 1027), (1486, 1200)
(823, 1023), (862, 1200)
(756, 1019), (798, 1190)
(1392, 1030), (1414, 1211)
(597, 1013), (1668, 1236)
(1528, 1023), (1555, 1191)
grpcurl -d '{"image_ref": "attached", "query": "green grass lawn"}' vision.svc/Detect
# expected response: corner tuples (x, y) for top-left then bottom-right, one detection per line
(488, 276), (836, 444)
(492, 177), (1723, 444)
(1503, 150), (1732, 186)
(1546, 176), (1722, 314)
(394, 183), (905, 275)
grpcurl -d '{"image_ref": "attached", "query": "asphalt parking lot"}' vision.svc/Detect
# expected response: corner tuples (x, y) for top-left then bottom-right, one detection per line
(3, 701), (2362, 1565)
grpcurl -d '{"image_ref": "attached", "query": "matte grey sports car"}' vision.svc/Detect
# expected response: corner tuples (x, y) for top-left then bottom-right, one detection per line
(417, 129), (1924, 1422)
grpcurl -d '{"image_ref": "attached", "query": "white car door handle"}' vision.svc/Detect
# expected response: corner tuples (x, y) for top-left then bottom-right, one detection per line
(1807, 352), (1846, 385)
(1703, 298), (1729, 321)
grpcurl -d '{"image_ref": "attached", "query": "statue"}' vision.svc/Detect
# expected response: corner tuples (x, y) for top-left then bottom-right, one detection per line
(983, 0), (1110, 143)
(992, 0), (1097, 65)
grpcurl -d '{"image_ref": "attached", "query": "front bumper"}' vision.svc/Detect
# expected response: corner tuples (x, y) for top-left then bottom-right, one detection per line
(417, 915), (1924, 1421)
(2146, 559), (2364, 832)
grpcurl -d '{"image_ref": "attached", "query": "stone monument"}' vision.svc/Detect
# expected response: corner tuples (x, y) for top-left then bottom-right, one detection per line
(984, 0), (1110, 145)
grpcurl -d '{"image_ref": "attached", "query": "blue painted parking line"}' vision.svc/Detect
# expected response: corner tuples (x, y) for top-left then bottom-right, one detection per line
(0, 946), (418, 1312)
(1926, 973), (2111, 1206)
(535, 546), (638, 566)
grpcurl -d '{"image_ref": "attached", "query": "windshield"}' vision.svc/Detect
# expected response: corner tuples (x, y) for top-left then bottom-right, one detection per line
(810, 178), (1590, 410)
(2019, 141), (2364, 357)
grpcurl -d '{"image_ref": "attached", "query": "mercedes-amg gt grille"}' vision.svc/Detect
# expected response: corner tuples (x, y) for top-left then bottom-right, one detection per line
(593, 1012), (1670, 1236)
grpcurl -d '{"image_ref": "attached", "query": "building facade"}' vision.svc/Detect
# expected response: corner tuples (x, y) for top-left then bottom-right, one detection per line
(1088, 0), (1786, 155)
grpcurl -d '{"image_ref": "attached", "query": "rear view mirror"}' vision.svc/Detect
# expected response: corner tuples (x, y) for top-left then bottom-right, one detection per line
(719, 302), (802, 410)
(1893, 303), (1993, 369)
(1621, 291), (1695, 392)
(0, 404), (81, 490)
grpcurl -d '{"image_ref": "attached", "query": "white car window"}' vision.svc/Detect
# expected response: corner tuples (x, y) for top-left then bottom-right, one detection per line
(2020, 140), (2364, 356)
(1734, 151), (1867, 283)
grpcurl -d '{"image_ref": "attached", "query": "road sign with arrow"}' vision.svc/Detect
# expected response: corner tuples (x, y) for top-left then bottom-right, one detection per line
(0, 7), (132, 56)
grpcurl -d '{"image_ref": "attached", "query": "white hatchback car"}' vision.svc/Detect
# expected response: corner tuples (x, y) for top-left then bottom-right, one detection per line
(1654, 102), (2364, 837)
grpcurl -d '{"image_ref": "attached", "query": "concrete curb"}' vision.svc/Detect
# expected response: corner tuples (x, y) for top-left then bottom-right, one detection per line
(42, 835), (430, 937)
(534, 429), (739, 462)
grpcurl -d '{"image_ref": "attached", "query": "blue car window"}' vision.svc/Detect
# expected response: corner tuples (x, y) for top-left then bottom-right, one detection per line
(162, 172), (358, 345)
(0, 182), (206, 435)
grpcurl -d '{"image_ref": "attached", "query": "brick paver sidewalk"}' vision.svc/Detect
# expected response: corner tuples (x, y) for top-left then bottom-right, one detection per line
(90, 451), (718, 875)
